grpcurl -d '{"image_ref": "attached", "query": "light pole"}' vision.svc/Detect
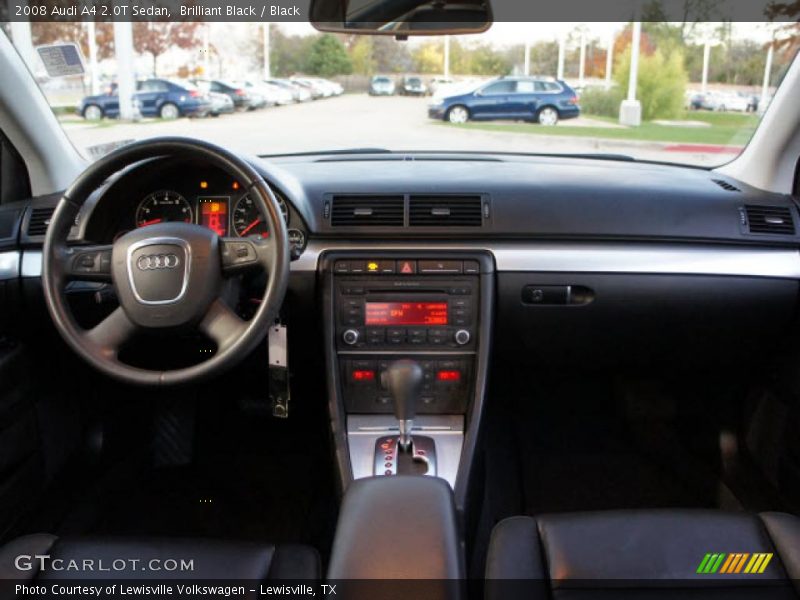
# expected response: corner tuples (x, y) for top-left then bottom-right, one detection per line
(578, 28), (586, 87)
(619, 21), (642, 126)
(203, 24), (210, 77)
(86, 21), (99, 95)
(444, 35), (450, 79)
(263, 23), (271, 80)
(701, 40), (712, 93)
(113, 19), (136, 120)
(524, 38), (530, 76)
(556, 32), (565, 80)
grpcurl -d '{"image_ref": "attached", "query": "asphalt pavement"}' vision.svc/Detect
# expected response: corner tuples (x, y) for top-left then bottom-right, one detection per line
(62, 95), (735, 166)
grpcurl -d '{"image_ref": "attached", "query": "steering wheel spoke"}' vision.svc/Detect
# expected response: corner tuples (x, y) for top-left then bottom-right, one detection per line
(220, 236), (274, 275)
(60, 245), (113, 282)
(82, 307), (137, 357)
(200, 299), (248, 352)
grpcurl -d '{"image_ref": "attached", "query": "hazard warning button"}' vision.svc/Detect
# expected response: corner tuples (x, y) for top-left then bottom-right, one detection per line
(397, 260), (417, 275)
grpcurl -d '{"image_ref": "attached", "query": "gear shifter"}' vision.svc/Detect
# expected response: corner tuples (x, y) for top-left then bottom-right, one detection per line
(382, 359), (423, 449)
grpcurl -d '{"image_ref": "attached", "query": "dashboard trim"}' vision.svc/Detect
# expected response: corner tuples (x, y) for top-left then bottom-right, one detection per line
(18, 242), (800, 280)
(0, 251), (20, 281)
(295, 241), (800, 279)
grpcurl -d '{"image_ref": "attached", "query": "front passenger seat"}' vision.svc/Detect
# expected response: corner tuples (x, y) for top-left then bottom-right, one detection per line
(0, 534), (319, 581)
(486, 510), (800, 599)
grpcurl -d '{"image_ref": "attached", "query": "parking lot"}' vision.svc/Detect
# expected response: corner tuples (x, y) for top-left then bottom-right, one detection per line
(62, 94), (739, 166)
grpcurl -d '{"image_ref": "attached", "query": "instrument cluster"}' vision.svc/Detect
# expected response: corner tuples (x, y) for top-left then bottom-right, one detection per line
(134, 180), (290, 239)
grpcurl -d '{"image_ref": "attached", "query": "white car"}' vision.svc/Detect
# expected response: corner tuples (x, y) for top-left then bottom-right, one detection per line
(241, 81), (293, 106)
(706, 91), (750, 112)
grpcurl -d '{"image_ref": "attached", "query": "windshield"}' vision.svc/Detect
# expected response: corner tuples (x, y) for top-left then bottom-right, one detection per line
(4, 21), (798, 166)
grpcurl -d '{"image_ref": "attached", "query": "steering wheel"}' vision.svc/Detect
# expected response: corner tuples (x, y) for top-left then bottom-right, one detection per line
(42, 137), (290, 386)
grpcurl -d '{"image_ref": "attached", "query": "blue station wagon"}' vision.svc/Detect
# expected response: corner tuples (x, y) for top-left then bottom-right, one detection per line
(428, 76), (580, 125)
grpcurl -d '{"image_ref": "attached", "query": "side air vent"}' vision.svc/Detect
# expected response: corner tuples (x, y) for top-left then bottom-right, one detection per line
(743, 205), (796, 235)
(330, 195), (404, 226)
(712, 178), (741, 192)
(27, 207), (55, 236)
(409, 195), (483, 227)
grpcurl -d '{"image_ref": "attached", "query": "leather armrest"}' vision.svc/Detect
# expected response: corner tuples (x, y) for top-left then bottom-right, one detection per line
(327, 476), (464, 580)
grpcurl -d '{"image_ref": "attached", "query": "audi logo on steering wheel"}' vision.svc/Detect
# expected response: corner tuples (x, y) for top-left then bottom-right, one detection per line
(136, 253), (181, 271)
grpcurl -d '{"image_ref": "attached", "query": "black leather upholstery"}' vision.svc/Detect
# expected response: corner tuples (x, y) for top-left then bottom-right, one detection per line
(327, 476), (464, 580)
(0, 534), (319, 580)
(486, 510), (800, 599)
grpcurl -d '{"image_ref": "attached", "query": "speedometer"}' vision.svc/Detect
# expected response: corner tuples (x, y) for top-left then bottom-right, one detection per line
(136, 191), (192, 228)
(232, 193), (288, 238)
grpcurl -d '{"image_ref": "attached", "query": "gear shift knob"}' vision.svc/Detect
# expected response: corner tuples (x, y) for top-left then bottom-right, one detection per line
(383, 359), (423, 449)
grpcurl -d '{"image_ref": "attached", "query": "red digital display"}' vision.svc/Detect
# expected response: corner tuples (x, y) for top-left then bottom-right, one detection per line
(365, 302), (448, 326)
(352, 370), (375, 381)
(199, 197), (229, 236)
(437, 370), (461, 382)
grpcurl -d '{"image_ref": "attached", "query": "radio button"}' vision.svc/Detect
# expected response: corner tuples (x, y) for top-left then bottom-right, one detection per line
(367, 329), (385, 344)
(454, 330), (471, 345)
(386, 328), (406, 344)
(342, 329), (360, 345)
(408, 328), (427, 344)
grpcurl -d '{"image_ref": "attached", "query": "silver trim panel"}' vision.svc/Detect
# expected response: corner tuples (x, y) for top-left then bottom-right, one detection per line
(0, 251), (20, 281)
(126, 237), (192, 305)
(295, 240), (800, 279)
(348, 414), (463, 489)
(15, 241), (800, 280)
(21, 251), (42, 278)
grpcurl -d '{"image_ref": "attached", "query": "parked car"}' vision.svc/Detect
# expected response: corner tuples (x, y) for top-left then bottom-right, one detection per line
(399, 76), (427, 96)
(247, 80), (295, 106)
(191, 79), (258, 110)
(687, 91), (706, 110)
(78, 79), (211, 120)
(707, 91), (750, 112)
(208, 91), (235, 117)
(266, 78), (312, 102)
(428, 76), (580, 125)
(289, 78), (324, 99)
(428, 76), (455, 95)
(369, 76), (396, 96)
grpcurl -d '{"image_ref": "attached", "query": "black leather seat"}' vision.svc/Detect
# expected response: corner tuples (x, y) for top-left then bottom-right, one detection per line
(486, 510), (800, 599)
(0, 534), (319, 580)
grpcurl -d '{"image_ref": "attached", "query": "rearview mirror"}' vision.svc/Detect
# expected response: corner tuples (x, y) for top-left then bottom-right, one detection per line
(310, 0), (492, 36)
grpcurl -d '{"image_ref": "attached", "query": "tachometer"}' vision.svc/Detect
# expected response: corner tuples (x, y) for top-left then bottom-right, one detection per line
(136, 191), (192, 228)
(232, 193), (288, 238)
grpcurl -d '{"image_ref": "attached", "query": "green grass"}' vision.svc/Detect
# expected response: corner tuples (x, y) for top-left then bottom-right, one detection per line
(440, 110), (760, 147)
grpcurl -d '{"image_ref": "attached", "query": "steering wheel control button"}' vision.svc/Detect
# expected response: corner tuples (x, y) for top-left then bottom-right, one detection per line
(71, 249), (112, 276)
(221, 241), (258, 270)
(343, 329), (360, 345)
(454, 329), (471, 345)
(127, 240), (190, 305)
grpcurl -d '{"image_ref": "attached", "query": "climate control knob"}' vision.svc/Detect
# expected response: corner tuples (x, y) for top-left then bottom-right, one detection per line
(343, 329), (360, 345)
(454, 329), (471, 346)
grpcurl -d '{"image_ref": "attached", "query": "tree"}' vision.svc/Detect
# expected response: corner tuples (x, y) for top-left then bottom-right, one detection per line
(305, 34), (352, 77)
(133, 22), (200, 76)
(615, 47), (688, 120)
(412, 41), (444, 74)
(350, 37), (376, 75)
(269, 26), (318, 76)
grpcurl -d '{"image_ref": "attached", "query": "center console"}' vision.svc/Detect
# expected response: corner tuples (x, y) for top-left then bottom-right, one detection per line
(323, 253), (493, 504)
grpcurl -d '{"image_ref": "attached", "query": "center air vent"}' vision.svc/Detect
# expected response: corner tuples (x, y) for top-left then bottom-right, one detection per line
(27, 207), (55, 236)
(409, 195), (483, 227)
(743, 205), (796, 235)
(330, 195), (404, 227)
